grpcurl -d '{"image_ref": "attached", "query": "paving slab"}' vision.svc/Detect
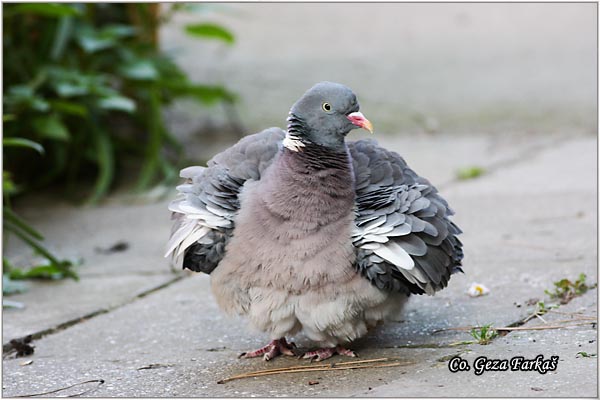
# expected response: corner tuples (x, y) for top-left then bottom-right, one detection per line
(2, 274), (177, 340)
(2, 200), (184, 342)
(2, 134), (596, 397)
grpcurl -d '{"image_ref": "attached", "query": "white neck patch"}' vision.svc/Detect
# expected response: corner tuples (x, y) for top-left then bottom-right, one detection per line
(283, 132), (305, 152)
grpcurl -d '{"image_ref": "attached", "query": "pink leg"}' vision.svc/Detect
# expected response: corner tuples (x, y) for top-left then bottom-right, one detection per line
(239, 338), (298, 361)
(302, 345), (358, 362)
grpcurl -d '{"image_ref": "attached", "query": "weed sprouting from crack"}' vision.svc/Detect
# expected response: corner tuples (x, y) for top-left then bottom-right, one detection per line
(536, 301), (559, 315)
(470, 324), (498, 345)
(576, 351), (597, 358)
(545, 273), (597, 304)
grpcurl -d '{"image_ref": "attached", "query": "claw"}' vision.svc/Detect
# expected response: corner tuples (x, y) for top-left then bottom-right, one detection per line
(239, 338), (297, 361)
(263, 345), (281, 361)
(301, 345), (358, 362)
(336, 346), (358, 358)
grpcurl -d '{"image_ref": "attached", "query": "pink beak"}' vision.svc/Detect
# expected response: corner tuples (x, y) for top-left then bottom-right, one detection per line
(346, 111), (374, 133)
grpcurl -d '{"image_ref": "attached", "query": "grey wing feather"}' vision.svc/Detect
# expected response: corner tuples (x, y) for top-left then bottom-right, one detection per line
(349, 139), (464, 295)
(166, 127), (285, 273)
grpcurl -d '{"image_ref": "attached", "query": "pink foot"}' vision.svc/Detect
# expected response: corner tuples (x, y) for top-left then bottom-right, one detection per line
(302, 345), (358, 362)
(238, 338), (298, 361)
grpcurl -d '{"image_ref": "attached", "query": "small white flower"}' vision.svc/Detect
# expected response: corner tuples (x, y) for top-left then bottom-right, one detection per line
(467, 282), (490, 297)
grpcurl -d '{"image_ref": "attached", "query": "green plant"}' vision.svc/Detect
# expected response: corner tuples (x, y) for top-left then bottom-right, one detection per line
(470, 324), (498, 345)
(3, 137), (79, 289)
(3, 4), (236, 287)
(576, 351), (597, 358)
(456, 166), (485, 180)
(3, 3), (235, 204)
(535, 300), (559, 315)
(545, 273), (597, 304)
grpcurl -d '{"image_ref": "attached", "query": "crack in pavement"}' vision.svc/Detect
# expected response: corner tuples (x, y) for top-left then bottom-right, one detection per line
(2, 275), (186, 353)
(477, 287), (597, 347)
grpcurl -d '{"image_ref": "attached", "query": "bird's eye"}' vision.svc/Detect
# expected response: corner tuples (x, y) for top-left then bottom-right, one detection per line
(322, 102), (332, 112)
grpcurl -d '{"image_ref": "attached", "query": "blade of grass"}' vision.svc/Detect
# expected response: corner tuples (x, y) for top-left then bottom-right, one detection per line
(185, 23), (235, 44)
(3, 208), (45, 241)
(136, 86), (162, 190)
(50, 16), (74, 61)
(87, 117), (114, 205)
(3, 138), (45, 155)
(6, 223), (61, 265)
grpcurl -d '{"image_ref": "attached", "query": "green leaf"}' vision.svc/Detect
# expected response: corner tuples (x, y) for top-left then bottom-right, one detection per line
(54, 82), (89, 97)
(46, 66), (103, 98)
(76, 27), (117, 53)
(3, 114), (15, 123)
(577, 351), (597, 358)
(8, 85), (34, 98)
(98, 96), (136, 113)
(8, 262), (77, 281)
(3, 138), (45, 155)
(3, 171), (17, 196)
(32, 114), (70, 141)
(87, 125), (114, 204)
(8, 3), (81, 18)
(120, 60), (159, 81)
(136, 87), (162, 190)
(50, 16), (74, 61)
(32, 99), (51, 112)
(49, 100), (88, 117)
(76, 25), (135, 54)
(456, 166), (485, 180)
(184, 23), (235, 44)
(102, 24), (137, 39)
(6, 85), (50, 112)
(78, 35), (115, 53)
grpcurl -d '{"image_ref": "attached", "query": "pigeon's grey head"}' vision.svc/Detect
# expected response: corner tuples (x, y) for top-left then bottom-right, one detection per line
(286, 82), (373, 150)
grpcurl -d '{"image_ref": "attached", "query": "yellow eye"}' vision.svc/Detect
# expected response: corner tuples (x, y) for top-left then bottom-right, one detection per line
(322, 102), (332, 112)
